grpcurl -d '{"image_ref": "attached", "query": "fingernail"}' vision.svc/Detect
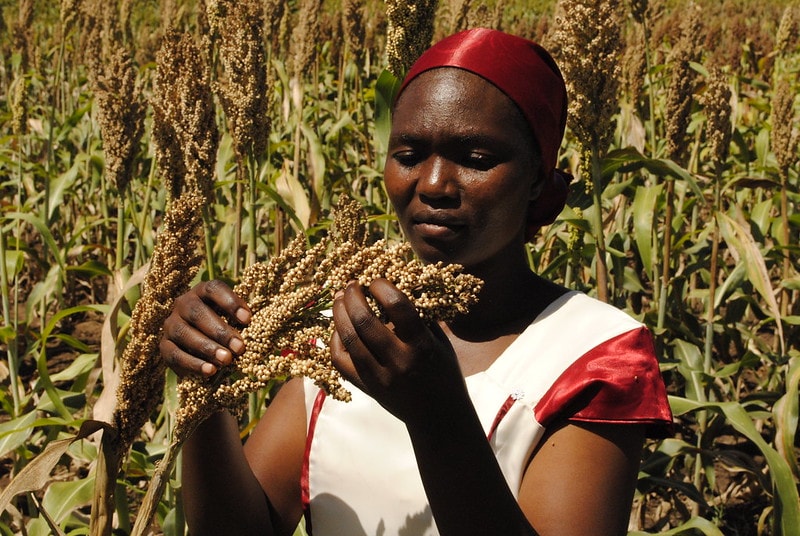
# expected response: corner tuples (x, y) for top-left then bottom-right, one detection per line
(235, 308), (251, 324)
(215, 348), (232, 366)
(201, 362), (217, 376)
(229, 337), (245, 354)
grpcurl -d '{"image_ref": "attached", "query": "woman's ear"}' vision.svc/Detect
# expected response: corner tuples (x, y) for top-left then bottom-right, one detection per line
(525, 170), (573, 241)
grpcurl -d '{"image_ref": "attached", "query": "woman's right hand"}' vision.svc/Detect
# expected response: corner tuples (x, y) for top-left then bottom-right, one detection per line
(159, 280), (252, 377)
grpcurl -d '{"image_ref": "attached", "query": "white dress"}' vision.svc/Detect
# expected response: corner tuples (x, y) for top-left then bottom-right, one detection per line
(301, 291), (672, 535)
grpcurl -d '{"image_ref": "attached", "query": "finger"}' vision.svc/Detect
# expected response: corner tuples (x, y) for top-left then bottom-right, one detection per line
(163, 319), (236, 368)
(366, 278), (427, 344)
(340, 282), (398, 364)
(329, 329), (367, 393)
(159, 337), (218, 377)
(194, 280), (251, 325)
(174, 292), (246, 354)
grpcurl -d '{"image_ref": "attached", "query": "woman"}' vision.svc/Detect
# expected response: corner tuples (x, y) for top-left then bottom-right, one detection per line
(160, 28), (672, 536)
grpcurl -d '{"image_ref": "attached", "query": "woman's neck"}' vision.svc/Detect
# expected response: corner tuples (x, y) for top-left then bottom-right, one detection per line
(447, 250), (567, 342)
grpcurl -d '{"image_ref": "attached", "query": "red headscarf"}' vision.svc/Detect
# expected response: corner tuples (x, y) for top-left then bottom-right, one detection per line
(397, 28), (572, 240)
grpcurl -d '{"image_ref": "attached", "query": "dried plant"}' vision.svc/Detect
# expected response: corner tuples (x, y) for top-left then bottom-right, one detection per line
(9, 75), (28, 137)
(215, 0), (270, 160)
(769, 76), (799, 319)
(622, 24), (647, 108)
(775, 5), (799, 58)
(290, 0), (324, 77)
(700, 68), (733, 169)
(770, 79), (799, 179)
(91, 188), (206, 536)
(343, 0), (366, 61)
(555, 0), (623, 155)
(92, 47), (146, 194)
(664, 2), (702, 164)
(173, 197), (483, 440)
(386, 0), (438, 78)
(12, 0), (33, 72)
(554, 0), (624, 303)
(448, 0), (473, 34)
(152, 31), (219, 203)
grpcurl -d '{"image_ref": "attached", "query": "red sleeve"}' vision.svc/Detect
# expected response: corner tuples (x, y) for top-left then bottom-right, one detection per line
(533, 327), (673, 437)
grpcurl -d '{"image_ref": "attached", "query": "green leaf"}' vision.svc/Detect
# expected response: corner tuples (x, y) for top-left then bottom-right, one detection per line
(669, 396), (800, 535)
(628, 516), (724, 536)
(41, 477), (95, 524)
(717, 210), (783, 346)
(0, 411), (37, 458)
(773, 356), (800, 479)
(602, 147), (704, 199)
(48, 353), (98, 383)
(48, 161), (80, 222)
(0, 421), (110, 516)
(373, 69), (401, 159)
(65, 260), (112, 278)
(632, 184), (663, 280)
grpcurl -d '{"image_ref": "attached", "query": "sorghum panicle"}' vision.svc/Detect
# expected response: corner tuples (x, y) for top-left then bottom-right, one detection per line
(114, 189), (205, 449)
(385, 0), (438, 78)
(770, 78), (799, 179)
(554, 0), (623, 155)
(215, 0), (270, 159)
(700, 68), (733, 167)
(152, 31), (219, 203)
(93, 47), (146, 194)
(174, 197), (483, 440)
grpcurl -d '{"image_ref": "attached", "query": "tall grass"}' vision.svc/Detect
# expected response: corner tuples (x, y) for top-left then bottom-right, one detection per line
(0, 0), (797, 534)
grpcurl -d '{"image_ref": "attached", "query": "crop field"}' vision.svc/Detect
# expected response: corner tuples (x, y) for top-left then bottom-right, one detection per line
(0, 0), (798, 534)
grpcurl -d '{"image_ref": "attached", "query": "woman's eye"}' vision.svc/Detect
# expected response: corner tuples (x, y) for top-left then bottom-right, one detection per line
(464, 152), (497, 171)
(392, 151), (420, 167)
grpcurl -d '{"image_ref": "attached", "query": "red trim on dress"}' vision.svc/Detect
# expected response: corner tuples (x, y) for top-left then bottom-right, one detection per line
(487, 395), (516, 441)
(533, 327), (673, 436)
(301, 389), (327, 534)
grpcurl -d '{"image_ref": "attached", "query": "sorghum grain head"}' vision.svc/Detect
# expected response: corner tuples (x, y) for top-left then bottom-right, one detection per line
(215, 0), (270, 160)
(386, 0), (438, 78)
(700, 67), (733, 167)
(153, 31), (219, 202)
(554, 0), (623, 155)
(290, 0), (324, 77)
(770, 77), (798, 180)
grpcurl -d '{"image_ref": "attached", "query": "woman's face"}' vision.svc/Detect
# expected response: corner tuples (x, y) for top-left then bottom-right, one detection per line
(385, 68), (540, 269)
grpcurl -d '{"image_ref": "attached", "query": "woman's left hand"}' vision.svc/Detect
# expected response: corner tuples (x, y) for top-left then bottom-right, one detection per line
(330, 278), (466, 425)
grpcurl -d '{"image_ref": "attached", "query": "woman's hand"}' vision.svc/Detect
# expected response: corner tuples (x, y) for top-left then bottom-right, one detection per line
(330, 278), (467, 425)
(160, 280), (252, 377)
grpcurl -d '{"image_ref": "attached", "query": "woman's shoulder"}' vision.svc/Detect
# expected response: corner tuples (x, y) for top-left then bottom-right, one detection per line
(536, 290), (645, 339)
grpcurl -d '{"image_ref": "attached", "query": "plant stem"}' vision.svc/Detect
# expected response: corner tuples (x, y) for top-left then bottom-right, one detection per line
(89, 432), (123, 536)
(590, 146), (609, 303)
(657, 177), (675, 330)
(0, 229), (21, 417)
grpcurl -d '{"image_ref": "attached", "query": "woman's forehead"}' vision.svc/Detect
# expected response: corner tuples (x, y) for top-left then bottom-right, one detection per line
(393, 68), (532, 140)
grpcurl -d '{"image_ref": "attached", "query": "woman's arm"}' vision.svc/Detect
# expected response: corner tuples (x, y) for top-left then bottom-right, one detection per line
(161, 282), (306, 536)
(330, 279), (538, 535)
(330, 279), (645, 535)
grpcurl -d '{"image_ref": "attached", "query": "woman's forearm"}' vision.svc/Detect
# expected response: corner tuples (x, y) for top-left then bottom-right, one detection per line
(181, 411), (274, 536)
(406, 401), (538, 536)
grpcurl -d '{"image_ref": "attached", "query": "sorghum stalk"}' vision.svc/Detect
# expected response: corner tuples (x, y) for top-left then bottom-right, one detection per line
(696, 68), (731, 512)
(658, 4), (702, 329)
(214, 0), (270, 274)
(770, 78), (798, 320)
(554, 0), (624, 303)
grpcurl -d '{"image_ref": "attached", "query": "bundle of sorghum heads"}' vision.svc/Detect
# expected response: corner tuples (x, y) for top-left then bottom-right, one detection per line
(175, 197), (483, 439)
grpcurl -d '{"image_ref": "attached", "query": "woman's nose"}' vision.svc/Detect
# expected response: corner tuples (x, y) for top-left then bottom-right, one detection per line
(416, 156), (459, 200)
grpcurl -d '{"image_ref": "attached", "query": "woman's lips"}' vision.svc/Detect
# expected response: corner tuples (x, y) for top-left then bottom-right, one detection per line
(412, 217), (466, 239)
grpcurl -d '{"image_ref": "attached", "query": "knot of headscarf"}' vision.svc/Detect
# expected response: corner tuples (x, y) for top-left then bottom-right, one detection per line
(397, 28), (572, 240)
